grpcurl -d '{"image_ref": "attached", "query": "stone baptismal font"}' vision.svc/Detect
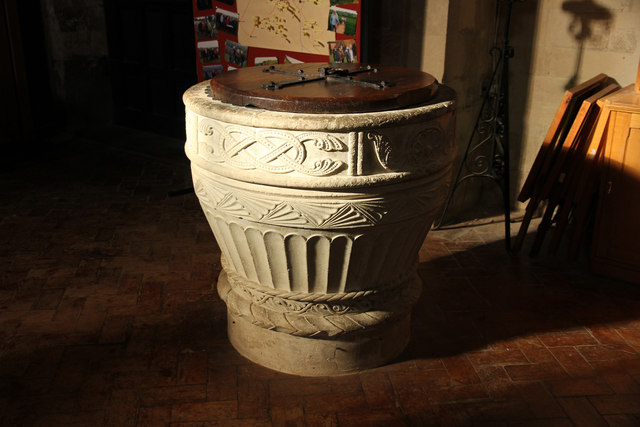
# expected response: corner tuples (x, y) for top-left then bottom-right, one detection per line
(183, 63), (456, 376)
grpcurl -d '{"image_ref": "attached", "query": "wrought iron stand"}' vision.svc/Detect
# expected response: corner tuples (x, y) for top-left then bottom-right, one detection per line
(435, 0), (520, 253)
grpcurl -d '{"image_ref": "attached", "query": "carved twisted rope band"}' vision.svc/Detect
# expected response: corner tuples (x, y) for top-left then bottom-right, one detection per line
(218, 257), (422, 338)
(199, 119), (344, 176)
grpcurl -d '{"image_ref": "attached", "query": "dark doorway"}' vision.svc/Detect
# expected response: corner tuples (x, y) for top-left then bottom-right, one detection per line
(105, 0), (197, 138)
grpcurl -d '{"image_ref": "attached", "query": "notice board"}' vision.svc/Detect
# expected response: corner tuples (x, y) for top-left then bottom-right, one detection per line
(192, 0), (362, 81)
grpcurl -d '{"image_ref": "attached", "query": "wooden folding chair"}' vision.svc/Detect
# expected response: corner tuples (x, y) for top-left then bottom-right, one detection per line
(513, 74), (609, 252)
(567, 102), (613, 258)
(547, 83), (621, 255)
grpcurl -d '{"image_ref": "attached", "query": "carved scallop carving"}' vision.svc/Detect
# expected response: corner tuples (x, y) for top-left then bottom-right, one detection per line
(193, 170), (442, 229)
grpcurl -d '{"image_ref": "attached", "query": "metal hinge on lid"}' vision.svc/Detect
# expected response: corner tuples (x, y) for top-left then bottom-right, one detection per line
(262, 65), (395, 90)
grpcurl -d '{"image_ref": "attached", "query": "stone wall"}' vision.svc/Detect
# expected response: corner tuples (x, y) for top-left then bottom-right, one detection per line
(33, 0), (640, 220)
(515, 0), (640, 211)
(40, 0), (112, 130)
(440, 0), (501, 219)
(371, 0), (640, 220)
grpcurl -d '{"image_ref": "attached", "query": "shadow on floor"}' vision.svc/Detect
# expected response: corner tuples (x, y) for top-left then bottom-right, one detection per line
(401, 233), (640, 361)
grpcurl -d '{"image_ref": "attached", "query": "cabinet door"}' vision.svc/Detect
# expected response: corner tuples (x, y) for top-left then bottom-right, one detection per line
(592, 111), (640, 282)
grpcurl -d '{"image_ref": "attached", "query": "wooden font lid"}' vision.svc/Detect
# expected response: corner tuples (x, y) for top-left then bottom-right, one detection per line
(209, 63), (439, 113)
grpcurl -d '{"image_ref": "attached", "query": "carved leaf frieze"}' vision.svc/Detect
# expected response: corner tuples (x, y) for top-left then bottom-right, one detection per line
(370, 124), (451, 174)
(370, 132), (393, 170)
(299, 133), (346, 152)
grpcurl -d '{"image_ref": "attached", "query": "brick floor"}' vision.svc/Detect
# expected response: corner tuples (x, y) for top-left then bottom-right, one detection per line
(1, 129), (640, 426)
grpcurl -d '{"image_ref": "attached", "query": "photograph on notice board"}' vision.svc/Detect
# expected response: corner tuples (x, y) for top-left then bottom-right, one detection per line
(225, 40), (248, 67)
(255, 56), (279, 66)
(328, 6), (357, 36)
(328, 39), (357, 63)
(194, 15), (217, 40)
(284, 55), (304, 64)
(216, 8), (239, 36)
(203, 64), (223, 79)
(198, 40), (220, 64)
(196, 0), (212, 10)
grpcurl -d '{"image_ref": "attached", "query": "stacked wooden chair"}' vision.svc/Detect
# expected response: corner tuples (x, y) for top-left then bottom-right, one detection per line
(514, 74), (621, 257)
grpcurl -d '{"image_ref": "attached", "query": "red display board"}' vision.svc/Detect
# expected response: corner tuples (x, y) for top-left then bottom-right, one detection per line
(192, 0), (362, 81)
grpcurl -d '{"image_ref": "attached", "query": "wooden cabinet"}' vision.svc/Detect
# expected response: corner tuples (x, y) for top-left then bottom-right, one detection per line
(591, 80), (640, 283)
